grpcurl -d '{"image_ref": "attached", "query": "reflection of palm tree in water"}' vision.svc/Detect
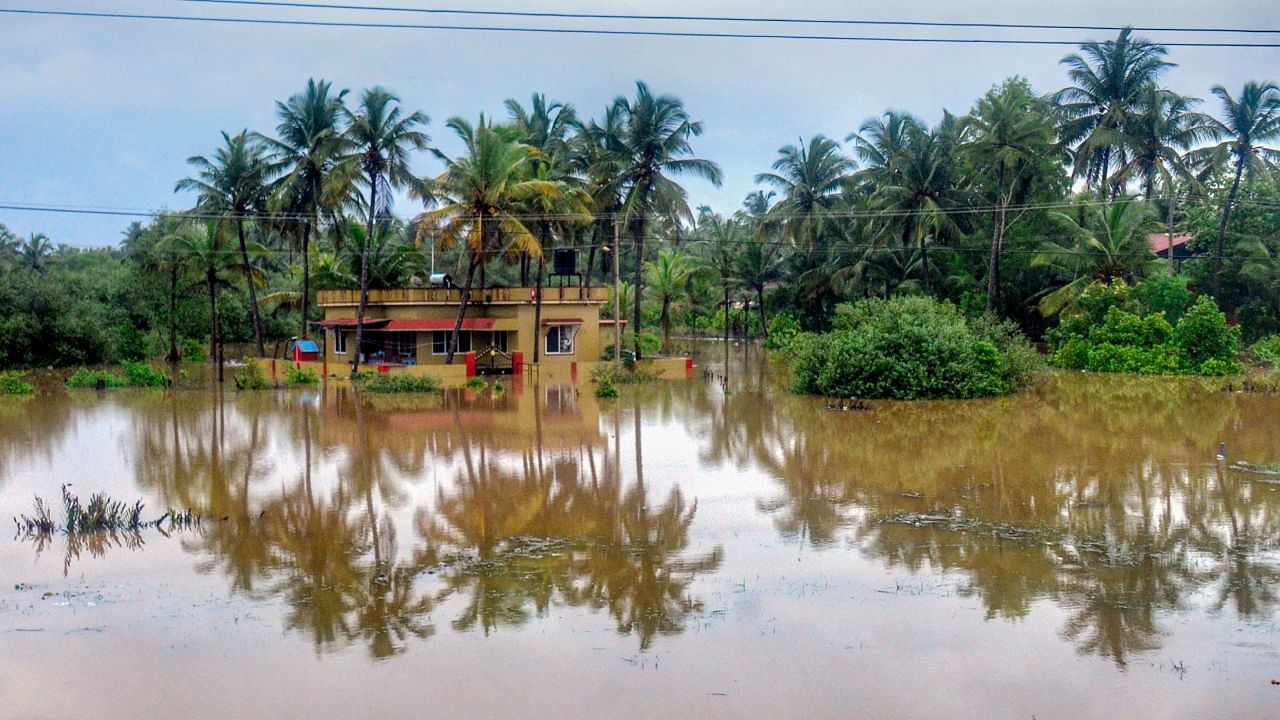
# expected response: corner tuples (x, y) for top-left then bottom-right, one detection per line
(421, 397), (722, 649)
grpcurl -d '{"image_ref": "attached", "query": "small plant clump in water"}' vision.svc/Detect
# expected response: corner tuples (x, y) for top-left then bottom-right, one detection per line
(590, 364), (658, 386)
(65, 368), (126, 389)
(121, 361), (171, 388)
(362, 373), (443, 394)
(233, 362), (269, 390)
(464, 376), (488, 392)
(594, 377), (618, 399)
(0, 370), (35, 395)
(13, 485), (199, 538)
(284, 364), (320, 385)
(65, 362), (171, 389)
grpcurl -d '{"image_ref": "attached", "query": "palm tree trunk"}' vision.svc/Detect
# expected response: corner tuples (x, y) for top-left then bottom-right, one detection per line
(660, 296), (671, 353)
(1166, 196), (1177, 274)
(583, 225), (598, 288)
(723, 284), (729, 347)
(301, 220), (312, 339)
(1213, 158), (1246, 299)
(533, 221), (548, 363)
(633, 215), (645, 360)
(207, 268), (218, 366)
(986, 176), (1008, 315)
(167, 264), (180, 363)
(353, 175), (378, 377)
(757, 286), (768, 339)
(236, 219), (265, 356)
(446, 214), (481, 366)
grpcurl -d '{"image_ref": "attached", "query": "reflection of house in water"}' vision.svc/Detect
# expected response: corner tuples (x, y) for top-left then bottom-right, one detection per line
(315, 281), (615, 375)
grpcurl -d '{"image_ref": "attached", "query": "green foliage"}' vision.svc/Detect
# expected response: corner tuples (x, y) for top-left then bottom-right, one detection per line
(594, 377), (618, 399)
(1251, 335), (1280, 367)
(763, 313), (803, 351)
(1049, 284), (1240, 376)
(590, 364), (658, 386)
(464, 377), (488, 391)
(0, 370), (35, 395)
(180, 337), (207, 363)
(362, 373), (443, 394)
(233, 362), (269, 391)
(65, 368), (125, 389)
(114, 324), (150, 362)
(790, 296), (1038, 400)
(1132, 274), (1193, 323)
(283, 364), (320, 385)
(121, 361), (170, 388)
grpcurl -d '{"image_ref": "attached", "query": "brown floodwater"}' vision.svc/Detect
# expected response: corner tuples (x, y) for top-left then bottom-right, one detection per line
(2, 347), (1279, 719)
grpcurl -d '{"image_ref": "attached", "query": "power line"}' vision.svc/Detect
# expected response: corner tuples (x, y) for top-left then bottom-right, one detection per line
(4, 7), (1280, 47)
(164, 0), (1280, 36)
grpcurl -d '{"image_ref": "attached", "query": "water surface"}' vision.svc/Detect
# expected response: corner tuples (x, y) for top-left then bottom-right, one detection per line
(2, 348), (1279, 719)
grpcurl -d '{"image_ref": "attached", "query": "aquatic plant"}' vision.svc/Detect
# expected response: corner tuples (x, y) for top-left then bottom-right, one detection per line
(594, 377), (618, 399)
(13, 485), (199, 538)
(65, 368), (126, 389)
(233, 362), (269, 390)
(0, 370), (35, 395)
(121, 360), (171, 387)
(362, 373), (443, 394)
(284, 364), (320, 385)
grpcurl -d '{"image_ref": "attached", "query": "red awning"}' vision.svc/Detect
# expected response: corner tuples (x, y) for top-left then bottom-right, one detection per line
(542, 318), (584, 326)
(313, 318), (391, 329)
(384, 319), (496, 331)
(313, 318), (495, 331)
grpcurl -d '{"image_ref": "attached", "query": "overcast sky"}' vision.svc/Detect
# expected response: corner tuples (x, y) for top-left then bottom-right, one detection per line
(1, 0), (1277, 246)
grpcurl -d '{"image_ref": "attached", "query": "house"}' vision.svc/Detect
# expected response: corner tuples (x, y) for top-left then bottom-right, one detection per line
(314, 284), (616, 374)
(1149, 232), (1194, 267)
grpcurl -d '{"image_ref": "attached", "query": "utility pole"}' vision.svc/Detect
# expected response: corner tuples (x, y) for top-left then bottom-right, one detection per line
(612, 218), (622, 374)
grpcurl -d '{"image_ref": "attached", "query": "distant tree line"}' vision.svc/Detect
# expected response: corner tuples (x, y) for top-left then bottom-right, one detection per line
(1, 27), (1277, 370)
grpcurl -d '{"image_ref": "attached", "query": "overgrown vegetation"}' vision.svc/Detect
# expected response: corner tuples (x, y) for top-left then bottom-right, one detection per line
(233, 362), (269, 390)
(284, 364), (320, 385)
(361, 373), (443, 394)
(13, 485), (198, 537)
(0, 370), (34, 395)
(65, 361), (172, 389)
(1047, 280), (1240, 376)
(789, 297), (1040, 400)
(1251, 335), (1280, 367)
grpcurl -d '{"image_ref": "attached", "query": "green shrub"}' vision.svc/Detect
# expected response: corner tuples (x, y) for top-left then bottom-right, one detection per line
(362, 373), (442, 394)
(1132, 274), (1193, 323)
(0, 370), (35, 395)
(1251, 335), (1280, 367)
(1198, 357), (1242, 376)
(789, 297), (1037, 400)
(763, 313), (803, 351)
(594, 377), (618, 399)
(590, 364), (658, 386)
(121, 361), (170, 388)
(464, 377), (488, 391)
(284, 364), (320, 385)
(1172, 296), (1240, 371)
(233, 362), (269, 391)
(180, 338), (207, 363)
(65, 368), (125, 389)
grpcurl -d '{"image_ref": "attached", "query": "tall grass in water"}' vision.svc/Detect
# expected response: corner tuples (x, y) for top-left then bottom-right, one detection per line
(13, 485), (198, 537)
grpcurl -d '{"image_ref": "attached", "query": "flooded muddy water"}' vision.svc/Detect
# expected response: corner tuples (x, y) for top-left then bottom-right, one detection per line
(2, 347), (1279, 719)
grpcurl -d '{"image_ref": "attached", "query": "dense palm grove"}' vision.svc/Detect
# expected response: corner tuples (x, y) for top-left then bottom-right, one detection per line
(1, 28), (1278, 371)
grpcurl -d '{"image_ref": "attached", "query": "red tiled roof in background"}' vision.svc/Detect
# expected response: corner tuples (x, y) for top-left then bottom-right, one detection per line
(1149, 233), (1193, 254)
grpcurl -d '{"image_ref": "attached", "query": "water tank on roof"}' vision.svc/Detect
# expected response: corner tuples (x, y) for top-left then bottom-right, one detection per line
(429, 273), (455, 289)
(553, 248), (577, 276)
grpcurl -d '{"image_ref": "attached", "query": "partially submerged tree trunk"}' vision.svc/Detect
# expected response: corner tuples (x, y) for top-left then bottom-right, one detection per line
(757, 286), (768, 339)
(167, 264), (180, 363)
(533, 221), (548, 363)
(446, 214), (482, 366)
(236, 218), (265, 357)
(633, 215), (646, 360)
(300, 220), (312, 339)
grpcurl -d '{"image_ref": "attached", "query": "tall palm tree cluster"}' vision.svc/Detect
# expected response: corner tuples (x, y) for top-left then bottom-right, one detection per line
(7, 29), (1276, 372)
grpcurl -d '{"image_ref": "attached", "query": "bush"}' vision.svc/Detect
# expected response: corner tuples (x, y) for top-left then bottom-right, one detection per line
(233, 362), (269, 391)
(590, 364), (658, 387)
(362, 373), (442, 394)
(1048, 282), (1240, 377)
(1251, 335), (1280, 367)
(464, 377), (488, 391)
(284, 365), (320, 385)
(594, 377), (618, 399)
(764, 313), (803, 352)
(789, 297), (1038, 400)
(180, 337), (207, 363)
(1173, 296), (1240, 372)
(0, 370), (35, 395)
(65, 368), (126, 389)
(121, 361), (170, 388)
(1132, 274), (1193, 323)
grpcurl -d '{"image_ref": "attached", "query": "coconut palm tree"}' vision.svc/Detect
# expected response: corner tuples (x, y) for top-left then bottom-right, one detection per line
(1031, 197), (1163, 315)
(342, 87), (429, 376)
(176, 130), (273, 356)
(602, 82), (722, 359)
(1054, 28), (1174, 195)
(415, 116), (552, 364)
(18, 232), (53, 272)
(186, 221), (237, 366)
(855, 115), (972, 294)
(259, 79), (354, 340)
(963, 78), (1062, 312)
(131, 215), (199, 362)
(0, 224), (19, 267)
(1187, 82), (1280, 297)
(755, 135), (854, 261)
(645, 249), (696, 352)
(1100, 85), (1215, 272)
(690, 211), (743, 344)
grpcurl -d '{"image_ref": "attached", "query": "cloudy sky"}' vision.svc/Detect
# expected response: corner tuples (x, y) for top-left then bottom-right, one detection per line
(1, 0), (1277, 246)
